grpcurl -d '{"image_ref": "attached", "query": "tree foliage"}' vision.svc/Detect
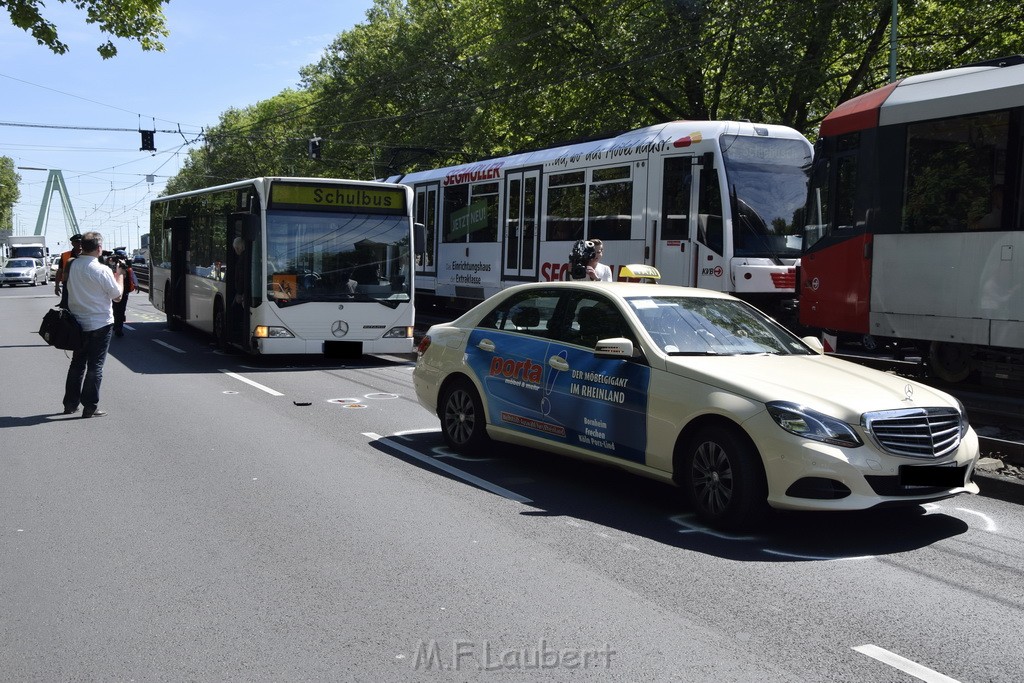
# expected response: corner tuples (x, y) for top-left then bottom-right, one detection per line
(0, 156), (21, 236)
(163, 0), (1024, 192)
(1, 0), (168, 58)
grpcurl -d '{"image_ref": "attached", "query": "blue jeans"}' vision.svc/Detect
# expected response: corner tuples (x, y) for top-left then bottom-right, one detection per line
(63, 324), (114, 411)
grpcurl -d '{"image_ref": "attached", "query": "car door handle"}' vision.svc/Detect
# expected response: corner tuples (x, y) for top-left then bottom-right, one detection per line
(548, 355), (569, 372)
(477, 338), (495, 352)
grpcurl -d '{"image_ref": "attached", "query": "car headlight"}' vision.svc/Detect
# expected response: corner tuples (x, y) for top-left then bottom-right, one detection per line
(766, 401), (863, 447)
(954, 398), (970, 437)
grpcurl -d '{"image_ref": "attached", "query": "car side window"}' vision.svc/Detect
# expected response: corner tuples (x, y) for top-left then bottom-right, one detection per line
(557, 294), (636, 348)
(478, 290), (561, 339)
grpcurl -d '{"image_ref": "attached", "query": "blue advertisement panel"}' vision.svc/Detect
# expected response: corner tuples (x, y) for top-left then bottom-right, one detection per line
(465, 329), (650, 463)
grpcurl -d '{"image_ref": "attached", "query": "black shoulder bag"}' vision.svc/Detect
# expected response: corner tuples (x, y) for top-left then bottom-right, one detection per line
(39, 260), (84, 351)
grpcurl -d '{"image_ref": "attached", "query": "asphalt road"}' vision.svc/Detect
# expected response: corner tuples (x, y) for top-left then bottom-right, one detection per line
(2, 286), (1023, 682)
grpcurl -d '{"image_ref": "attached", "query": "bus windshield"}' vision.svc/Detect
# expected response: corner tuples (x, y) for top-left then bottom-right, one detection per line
(720, 135), (812, 259)
(266, 210), (412, 306)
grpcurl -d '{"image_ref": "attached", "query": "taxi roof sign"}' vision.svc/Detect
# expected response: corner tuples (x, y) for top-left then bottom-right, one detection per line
(618, 264), (661, 280)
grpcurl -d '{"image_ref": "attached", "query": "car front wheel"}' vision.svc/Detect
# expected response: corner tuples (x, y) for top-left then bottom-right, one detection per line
(682, 425), (768, 530)
(439, 378), (489, 453)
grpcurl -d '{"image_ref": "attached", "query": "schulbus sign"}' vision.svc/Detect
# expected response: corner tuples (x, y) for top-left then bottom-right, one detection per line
(269, 182), (407, 214)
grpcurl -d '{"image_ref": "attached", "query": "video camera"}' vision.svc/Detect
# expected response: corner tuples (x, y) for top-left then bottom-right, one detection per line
(568, 239), (596, 280)
(100, 248), (131, 271)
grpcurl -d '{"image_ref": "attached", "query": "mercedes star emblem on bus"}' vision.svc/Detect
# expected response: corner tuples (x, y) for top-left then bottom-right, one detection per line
(332, 320), (349, 337)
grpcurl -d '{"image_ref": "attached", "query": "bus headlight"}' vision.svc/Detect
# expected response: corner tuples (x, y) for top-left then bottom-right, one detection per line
(383, 326), (413, 339)
(253, 325), (295, 338)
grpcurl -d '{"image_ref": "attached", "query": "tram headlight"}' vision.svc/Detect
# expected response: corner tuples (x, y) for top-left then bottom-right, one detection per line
(383, 326), (413, 339)
(253, 325), (295, 338)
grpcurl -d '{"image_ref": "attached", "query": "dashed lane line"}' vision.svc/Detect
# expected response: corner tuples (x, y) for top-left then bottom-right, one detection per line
(219, 369), (284, 396)
(853, 644), (961, 683)
(365, 432), (533, 504)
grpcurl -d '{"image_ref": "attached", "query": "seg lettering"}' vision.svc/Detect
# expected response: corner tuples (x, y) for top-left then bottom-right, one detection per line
(541, 261), (570, 282)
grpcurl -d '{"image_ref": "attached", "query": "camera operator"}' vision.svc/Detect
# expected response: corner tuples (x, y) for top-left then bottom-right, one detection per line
(568, 238), (612, 281)
(105, 249), (137, 337)
(61, 231), (124, 418)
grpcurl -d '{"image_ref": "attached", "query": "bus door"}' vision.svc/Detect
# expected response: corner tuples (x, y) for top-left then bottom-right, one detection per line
(503, 169), (540, 281)
(414, 183), (439, 290)
(226, 213), (254, 349)
(168, 216), (190, 329)
(652, 155), (698, 287)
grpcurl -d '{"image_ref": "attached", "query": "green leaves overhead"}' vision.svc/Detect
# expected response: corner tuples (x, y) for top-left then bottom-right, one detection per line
(2, 0), (169, 58)
(164, 0), (1024, 192)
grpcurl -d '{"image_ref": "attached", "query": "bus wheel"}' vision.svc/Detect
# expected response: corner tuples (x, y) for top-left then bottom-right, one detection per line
(213, 299), (227, 350)
(681, 425), (767, 530)
(929, 341), (972, 383)
(439, 378), (489, 453)
(164, 286), (180, 331)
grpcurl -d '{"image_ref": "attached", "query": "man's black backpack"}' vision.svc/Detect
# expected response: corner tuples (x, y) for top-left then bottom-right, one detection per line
(39, 306), (84, 351)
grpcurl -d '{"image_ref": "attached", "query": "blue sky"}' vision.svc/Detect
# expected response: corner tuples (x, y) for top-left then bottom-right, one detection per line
(1, 0), (375, 254)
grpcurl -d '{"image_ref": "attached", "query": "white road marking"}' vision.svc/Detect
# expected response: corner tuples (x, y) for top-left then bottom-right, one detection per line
(853, 644), (961, 683)
(218, 369), (284, 396)
(366, 432), (533, 504)
(762, 549), (875, 561)
(153, 339), (185, 353)
(668, 514), (758, 541)
(954, 507), (998, 532)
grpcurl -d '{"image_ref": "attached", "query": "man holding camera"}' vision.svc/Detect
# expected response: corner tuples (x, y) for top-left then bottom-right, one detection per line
(569, 238), (613, 282)
(61, 231), (124, 418)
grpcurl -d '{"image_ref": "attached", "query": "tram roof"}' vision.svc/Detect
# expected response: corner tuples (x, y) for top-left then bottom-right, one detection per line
(820, 60), (1024, 138)
(393, 120), (808, 185)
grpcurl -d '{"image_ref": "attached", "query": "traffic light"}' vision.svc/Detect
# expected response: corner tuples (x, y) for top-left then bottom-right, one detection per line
(308, 137), (321, 161)
(140, 130), (155, 151)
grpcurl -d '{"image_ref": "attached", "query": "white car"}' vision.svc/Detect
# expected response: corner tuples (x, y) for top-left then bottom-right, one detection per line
(413, 279), (980, 529)
(0, 258), (49, 287)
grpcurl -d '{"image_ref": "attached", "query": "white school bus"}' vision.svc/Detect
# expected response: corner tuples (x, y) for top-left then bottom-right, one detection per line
(149, 177), (418, 357)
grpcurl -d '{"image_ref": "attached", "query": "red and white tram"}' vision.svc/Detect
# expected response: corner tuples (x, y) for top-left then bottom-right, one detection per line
(800, 57), (1024, 383)
(390, 120), (812, 319)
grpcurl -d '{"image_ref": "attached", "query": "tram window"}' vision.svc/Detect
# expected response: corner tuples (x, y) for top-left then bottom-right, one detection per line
(835, 155), (857, 231)
(588, 166), (633, 240)
(662, 157), (693, 241)
(442, 182), (499, 243)
(903, 111), (1009, 233)
(546, 171), (585, 241)
(698, 165), (723, 255)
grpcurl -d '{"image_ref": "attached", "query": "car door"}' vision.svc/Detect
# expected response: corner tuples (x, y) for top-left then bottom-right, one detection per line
(464, 287), (651, 464)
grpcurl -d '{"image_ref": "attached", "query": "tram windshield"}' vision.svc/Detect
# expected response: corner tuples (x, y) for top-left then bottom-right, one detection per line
(720, 135), (812, 259)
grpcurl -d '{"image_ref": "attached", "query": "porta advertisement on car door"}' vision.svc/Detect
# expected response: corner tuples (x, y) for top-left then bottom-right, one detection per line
(465, 329), (651, 463)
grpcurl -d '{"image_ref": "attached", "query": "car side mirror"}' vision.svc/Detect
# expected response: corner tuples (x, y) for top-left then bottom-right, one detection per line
(801, 335), (825, 355)
(594, 337), (636, 358)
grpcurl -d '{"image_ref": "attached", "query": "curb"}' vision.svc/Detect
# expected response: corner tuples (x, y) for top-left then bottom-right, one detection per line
(974, 471), (1024, 506)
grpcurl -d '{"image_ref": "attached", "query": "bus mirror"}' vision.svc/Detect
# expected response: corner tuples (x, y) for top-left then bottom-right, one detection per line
(414, 222), (426, 256)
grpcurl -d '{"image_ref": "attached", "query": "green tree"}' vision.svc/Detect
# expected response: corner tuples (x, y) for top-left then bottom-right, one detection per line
(1, 0), (169, 58)
(0, 156), (20, 237)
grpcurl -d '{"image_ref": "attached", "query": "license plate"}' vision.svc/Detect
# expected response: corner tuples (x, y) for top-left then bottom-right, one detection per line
(899, 463), (966, 488)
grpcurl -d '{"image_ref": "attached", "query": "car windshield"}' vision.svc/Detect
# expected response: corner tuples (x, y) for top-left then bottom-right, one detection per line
(626, 295), (812, 356)
(6, 259), (34, 268)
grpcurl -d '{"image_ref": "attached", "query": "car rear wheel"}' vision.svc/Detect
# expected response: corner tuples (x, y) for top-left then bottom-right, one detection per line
(682, 425), (768, 530)
(439, 378), (489, 453)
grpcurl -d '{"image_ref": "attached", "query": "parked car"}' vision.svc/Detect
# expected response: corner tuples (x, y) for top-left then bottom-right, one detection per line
(413, 277), (980, 529)
(1, 258), (49, 286)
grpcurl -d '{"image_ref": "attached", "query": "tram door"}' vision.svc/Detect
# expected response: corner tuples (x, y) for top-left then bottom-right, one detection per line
(503, 169), (540, 281)
(414, 184), (439, 291)
(652, 156), (697, 287)
(167, 216), (189, 329)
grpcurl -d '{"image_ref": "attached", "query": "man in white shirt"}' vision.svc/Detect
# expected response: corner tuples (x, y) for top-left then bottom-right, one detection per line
(62, 231), (125, 418)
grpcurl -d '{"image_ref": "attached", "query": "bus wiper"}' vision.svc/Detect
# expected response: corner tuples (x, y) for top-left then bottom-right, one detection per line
(346, 292), (402, 309)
